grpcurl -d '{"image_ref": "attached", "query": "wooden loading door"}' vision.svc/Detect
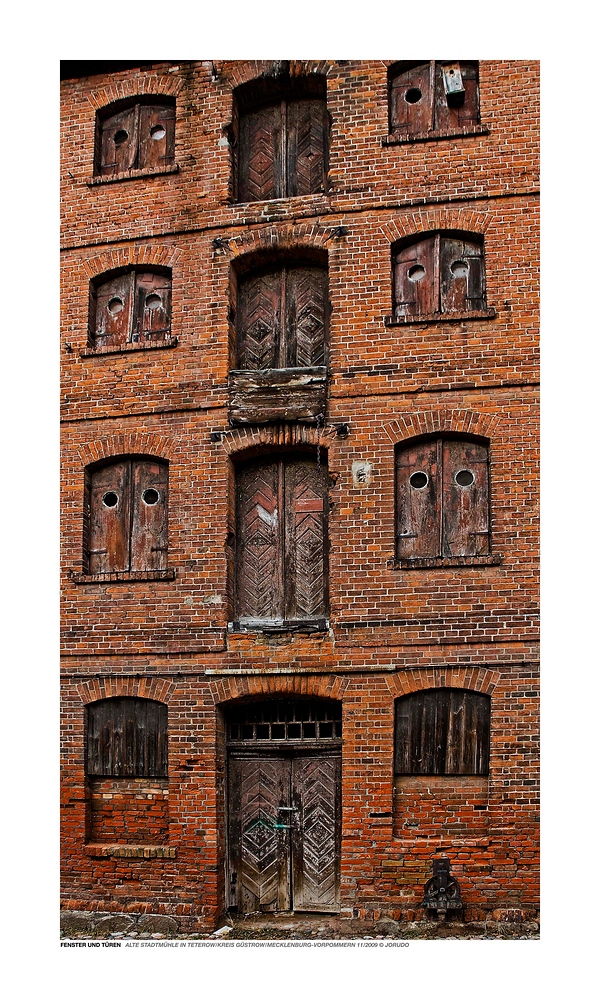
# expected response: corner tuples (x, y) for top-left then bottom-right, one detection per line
(228, 752), (341, 913)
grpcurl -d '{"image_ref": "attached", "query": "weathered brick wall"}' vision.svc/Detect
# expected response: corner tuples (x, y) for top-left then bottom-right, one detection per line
(87, 779), (169, 844)
(60, 59), (539, 930)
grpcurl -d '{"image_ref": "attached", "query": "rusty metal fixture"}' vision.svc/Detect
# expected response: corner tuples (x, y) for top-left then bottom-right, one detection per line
(421, 858), (463, 920)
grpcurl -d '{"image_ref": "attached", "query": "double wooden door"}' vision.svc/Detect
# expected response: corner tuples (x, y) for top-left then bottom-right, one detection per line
(228, 752), (340, 913)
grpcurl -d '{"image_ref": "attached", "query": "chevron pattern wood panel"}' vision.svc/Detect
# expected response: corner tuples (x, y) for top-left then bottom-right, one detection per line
(236, 461), (281, 620)
(288, 460), (328, 619)
(239, 103), (281, 203)
(237, 270), (280, 370)
(287, 99), (327, 197)
(287, 266), (327, 368)
(292, 755), (340, 911)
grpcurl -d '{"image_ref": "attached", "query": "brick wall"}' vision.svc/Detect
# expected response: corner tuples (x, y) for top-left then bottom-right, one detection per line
(60, 59), (539, 930)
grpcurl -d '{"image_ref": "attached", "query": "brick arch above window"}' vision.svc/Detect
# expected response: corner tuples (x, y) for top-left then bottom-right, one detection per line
(382, 409), (501, 447)
(209, 673), (350, 707)
(381, 209), (492, 247)
(225, 61), (333, 93)
(78, 434), (176, 468)
(385, 668), (500, 701)
(86, 77), (183, 112)
(225, 223), (337, 261)
(75, 676), (176, 706)
(215, 422), (338, 458)
(82, 245), (181, 280)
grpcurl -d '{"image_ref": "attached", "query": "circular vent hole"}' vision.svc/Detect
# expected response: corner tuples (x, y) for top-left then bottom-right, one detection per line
(102, 491), (119, 508)
(107, 297), (124, 315)
(455, 469), (475, 487)
(408, 264), (426, 282)
(142, 488), (160, 505)
(145, 293), (162, 310)
(150, 124), (166, 140)
(405, 87), (422, 104)
(409, 472), (428, 489)
(450, 260), (469, 278)
(113, 129), (128, 145)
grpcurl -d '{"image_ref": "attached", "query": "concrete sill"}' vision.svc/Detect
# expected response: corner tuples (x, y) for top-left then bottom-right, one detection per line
(84, 844), (176, 858)
(382, 125), (489, 146)
(389, 555), (502, 570)
(384, 308), (496, 326)
(86, 163), (180, 186)
(70, 569), (176, 584)
(80, 336), (178, 357)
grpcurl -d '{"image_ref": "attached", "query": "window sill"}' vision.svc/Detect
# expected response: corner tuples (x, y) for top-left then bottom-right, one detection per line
(80, 336), (178, 358)
(229, 619), (329, 634)
(70, 569), (176, 584)
(382, 125), (489, 146)
(384, 308), (496, 326)
(86, 163), (180, 186)
(84, 844), (175, 858)
(388, 555), (502, 570)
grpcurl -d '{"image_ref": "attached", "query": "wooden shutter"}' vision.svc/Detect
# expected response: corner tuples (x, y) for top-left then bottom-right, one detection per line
(92, 272), (134, 348)
(285, 459), (328, 620)
(87, 698), (168, 777)
(98, 105), (138, 174)
(286, 99), (328, 197)
(238, 103), (282, 203)
(285, 266), (328, 368)
(390, 62), (434, 134)
(133, 271), (172, 342)
(130, 460), (169, 571)
(236, 269), (281, 370)
(441, 438), (490, 556)
(393, 236), (438, 318)
(291, 755), (340, 911)
(137, 103), (175, 171)
(395, 690), (490, 775)
(236, 460), (283, 620)
(439, 237), (485, 313)
(434, 61), (480, 130)
(396, 438), (440, 558)
(88, 460), (132, 573)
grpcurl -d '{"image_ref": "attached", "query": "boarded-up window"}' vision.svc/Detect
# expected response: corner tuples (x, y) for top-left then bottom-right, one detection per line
(235, 456), (328, 625)
(237, 81), (328, 202)
(86, 458), (168, 574)
(235, 263), (328, 370)
(396, 436), (490, 560)
(393, 233), (486, 319)
(389, 61), (479, 136)
(395, 689), (490, 775)
(89, 268), (172, 349)
(86, 697), (168, 776)
(95, 98), (175, 175)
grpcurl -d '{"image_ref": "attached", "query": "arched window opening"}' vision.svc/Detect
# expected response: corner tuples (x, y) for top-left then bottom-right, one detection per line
(395, 689), (490, 776)
(95, 97), (176, 176)
(391, 232), (489, 322)
(89, 267), (172, 350)
(388, 61), (480, 137)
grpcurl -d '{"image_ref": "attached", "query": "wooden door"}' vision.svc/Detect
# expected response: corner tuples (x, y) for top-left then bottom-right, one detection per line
(393, 236), (438, 318)
(441, 439), (490, 556)
(396, 437), (440, 559)
(228, 752), (341, 913)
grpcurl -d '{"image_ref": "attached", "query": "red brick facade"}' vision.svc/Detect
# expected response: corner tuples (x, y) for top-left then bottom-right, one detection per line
(60, 60), (539, 931)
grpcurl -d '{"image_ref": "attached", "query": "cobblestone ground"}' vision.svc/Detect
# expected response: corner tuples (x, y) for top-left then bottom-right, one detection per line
(61, 913), (539, 941)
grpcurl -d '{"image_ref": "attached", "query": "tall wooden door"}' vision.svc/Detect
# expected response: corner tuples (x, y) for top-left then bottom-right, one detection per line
(228, 753), (341, 913)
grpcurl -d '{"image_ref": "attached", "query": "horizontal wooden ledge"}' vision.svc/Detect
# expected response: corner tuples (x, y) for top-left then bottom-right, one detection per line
(69, 569), (176, 584)
(388, 555), (502, 570)
(80, 336), (178, 357)
(85, 163), (180, 186)
(84, 844), (176, 858)
(384, 308), (496, 326)
(382, 125), (490, 146)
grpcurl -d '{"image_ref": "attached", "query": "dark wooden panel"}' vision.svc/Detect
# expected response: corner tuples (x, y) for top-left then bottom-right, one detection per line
(130, 460), (169, 571)
(285, 459), (328, 621)
(228, 756), (291, 912)
(394, 690), (490, 775)
(99, 105), (138, 174)
(236, 268), (281, 370)
(238, 102), (282, 203)
(286, 99), (328, 197)
(291, 755), (340, 912)
(393, 236), (438, 318)
(137, 103), (175, 171)
(92, 272), (134, 348)
(134, 271), (172, 342)
(439, 237), (485, 313)
(286, 266), (328, 368)
(235, 461), (283, 621)
(434, 61), (479, 130)
(390, 62), (433, 134)
(228, 367), (327, 424)
(87, 697), (168, 777)
(396, 438), (440, 558)
(441, 439), (490, 556)
(88, 460), (131, 573)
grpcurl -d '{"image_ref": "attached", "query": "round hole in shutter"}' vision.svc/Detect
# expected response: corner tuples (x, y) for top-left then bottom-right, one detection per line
(450, 260), (469, 278)
(408, 264), (426, 282)
(142, 488), (160, 505)
(102, 491), (119, 508)
(107, 297), (124, 315)
(145, 293), (162, 310)
(409, 472), (428, 489)
(150, 124), (166, 140)
(455, 469), (475, 487)
(113, 129), (128, 145)
(405, 87), (422, 104)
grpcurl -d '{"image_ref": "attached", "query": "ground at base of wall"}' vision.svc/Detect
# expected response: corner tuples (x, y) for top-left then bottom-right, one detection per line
(60, 911), (539, 941)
